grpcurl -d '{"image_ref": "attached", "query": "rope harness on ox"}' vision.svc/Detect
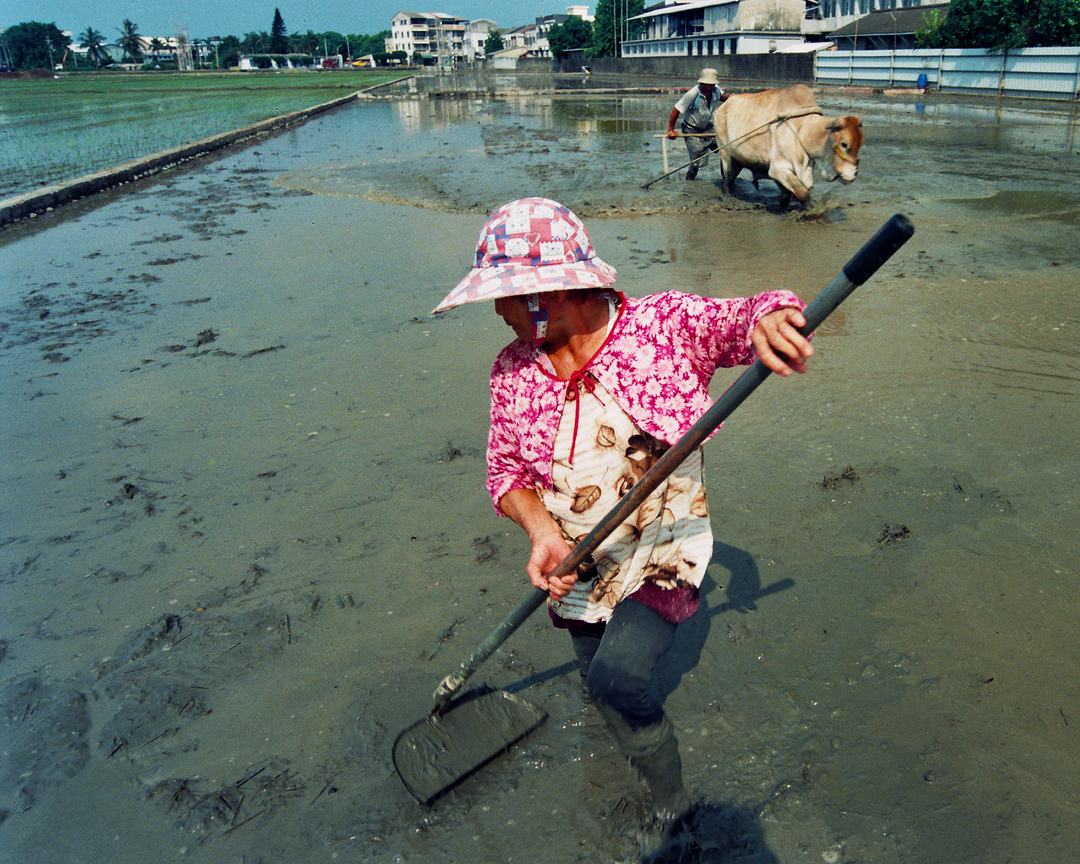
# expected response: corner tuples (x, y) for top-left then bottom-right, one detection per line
(832, 140), (859, 166)
(642, 105), (828, 189)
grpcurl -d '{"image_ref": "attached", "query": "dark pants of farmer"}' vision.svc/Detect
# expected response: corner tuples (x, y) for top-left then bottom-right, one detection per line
(568, 597), (677, 728)
(683, 124), (716, 170)
(568, 597), (689, 816)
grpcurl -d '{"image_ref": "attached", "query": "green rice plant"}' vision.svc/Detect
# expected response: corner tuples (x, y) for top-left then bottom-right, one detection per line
(0, 70), (409, 199)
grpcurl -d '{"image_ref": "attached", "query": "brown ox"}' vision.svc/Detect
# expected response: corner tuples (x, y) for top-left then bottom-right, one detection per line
(713, 84), (863, 210)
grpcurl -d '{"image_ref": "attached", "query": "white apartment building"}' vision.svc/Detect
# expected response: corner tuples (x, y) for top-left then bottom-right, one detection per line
(625, 0), (806, 57)
(391, 7), (595, 64)
(464, 18), (499, 60)
(390, 11), (470, 64)
(512, 11), (602, 59)
(624, 0), (944, 56)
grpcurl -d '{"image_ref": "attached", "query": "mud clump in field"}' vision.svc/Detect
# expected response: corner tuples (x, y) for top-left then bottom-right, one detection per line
(818, 464), (860, 490)
(0, 286), (152, 364)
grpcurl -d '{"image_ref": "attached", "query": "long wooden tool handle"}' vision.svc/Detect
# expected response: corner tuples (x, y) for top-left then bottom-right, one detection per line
(432, 213), (916, 711)
(642, 150), (709, 188)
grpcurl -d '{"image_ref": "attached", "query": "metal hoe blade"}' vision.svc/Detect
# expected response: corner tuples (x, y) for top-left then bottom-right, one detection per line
(392, 690), (547, 804)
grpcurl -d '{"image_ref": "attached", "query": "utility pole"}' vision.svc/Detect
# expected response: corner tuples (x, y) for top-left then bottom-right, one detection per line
(613, 0), (617, 57)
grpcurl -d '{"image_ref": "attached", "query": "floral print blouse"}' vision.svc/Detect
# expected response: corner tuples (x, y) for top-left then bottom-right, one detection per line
(486, 289), (805, 511)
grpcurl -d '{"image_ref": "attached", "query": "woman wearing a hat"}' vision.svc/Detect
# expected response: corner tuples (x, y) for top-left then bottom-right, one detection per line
(434, 198), (812, 822)
(667, 68), (726, 180)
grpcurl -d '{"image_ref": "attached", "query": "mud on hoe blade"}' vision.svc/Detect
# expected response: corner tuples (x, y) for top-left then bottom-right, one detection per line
(392, 213), (915, 804)
(393, 688), (547, 804)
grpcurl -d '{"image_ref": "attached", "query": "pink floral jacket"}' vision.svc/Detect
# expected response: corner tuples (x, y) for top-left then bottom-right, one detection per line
(486, 289), (805, 511)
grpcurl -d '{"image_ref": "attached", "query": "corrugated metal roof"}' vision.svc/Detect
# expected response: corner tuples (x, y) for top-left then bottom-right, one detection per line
(830, 3), (948, 37)
(632, 0), (737, 21)
(780, 40), (835, 52)
(493, 46), (532, 58)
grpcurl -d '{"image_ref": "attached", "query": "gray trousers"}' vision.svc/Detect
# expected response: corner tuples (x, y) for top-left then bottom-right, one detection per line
(569, 597), (678, 728)
(683, 124), (717, 168)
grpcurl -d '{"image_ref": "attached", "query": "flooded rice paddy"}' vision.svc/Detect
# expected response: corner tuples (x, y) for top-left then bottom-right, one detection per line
(1, 69), (1079, 864)
(0, 71), (404, 199)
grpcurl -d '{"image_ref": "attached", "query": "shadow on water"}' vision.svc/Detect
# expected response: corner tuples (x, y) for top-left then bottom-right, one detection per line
(706, 540), (796, 619)
(641, 539), (792, 864)
(657, 540), (795, 700)
(641, 800), (780, 863)
(503, 660), (579, 695)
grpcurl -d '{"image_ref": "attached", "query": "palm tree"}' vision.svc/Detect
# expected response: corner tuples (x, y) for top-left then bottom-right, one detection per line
(241, 31), (270, 54)
(80, 26), (108, 68)
(148, 37), (166, 61)
(297, 30), (319, 55)
(118, 19), (143, 63)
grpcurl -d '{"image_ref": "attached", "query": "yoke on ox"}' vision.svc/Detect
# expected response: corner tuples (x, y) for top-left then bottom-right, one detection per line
(713, 84), (863, 211)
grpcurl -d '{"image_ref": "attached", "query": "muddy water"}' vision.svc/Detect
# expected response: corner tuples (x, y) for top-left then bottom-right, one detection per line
(1, 73), (1079, 864)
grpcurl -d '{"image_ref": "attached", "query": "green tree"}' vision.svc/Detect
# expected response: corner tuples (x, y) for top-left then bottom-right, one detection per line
(352, 30), (391, 56)
(118, 19), (143, 62)
(484, 30), (504, 54)
(592, 0), (645, 57)
(319, 31), (348, 56)
(144, 37), (166, 68)
(241, 31), (270, 53)
(296, 29), (319, 54)
(1029, 0), (1080, 43)
(1, 21), (67, 69)
(548, 16), (593, 58)
(919, 0), (1080, 48)
(79, 26), (109, 67)
(915, 9), (949, 47)
(270, 8), (288, 53)
(216, 35), (241, 67)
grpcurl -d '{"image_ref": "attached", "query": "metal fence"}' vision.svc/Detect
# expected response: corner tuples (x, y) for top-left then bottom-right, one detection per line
(816, 47), (1080, 100)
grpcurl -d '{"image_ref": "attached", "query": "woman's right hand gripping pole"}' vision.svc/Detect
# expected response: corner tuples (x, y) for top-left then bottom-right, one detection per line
(498, 487), (578, 600)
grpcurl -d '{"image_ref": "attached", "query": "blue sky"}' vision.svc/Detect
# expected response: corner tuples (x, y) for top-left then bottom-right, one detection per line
(2, 0), (575, 40)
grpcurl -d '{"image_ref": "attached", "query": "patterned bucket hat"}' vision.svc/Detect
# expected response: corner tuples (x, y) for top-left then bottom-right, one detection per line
(432, 197), (617, 314)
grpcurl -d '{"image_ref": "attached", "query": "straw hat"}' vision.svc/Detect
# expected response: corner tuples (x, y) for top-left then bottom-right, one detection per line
(433, 198), (617, 314)
(698, 68), (720, 85)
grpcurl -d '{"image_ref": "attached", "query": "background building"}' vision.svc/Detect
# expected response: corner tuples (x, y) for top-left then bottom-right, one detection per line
(825, 2), (948, 49)
(464, 18), (498, 60)
(623, 0), (946, 56)
(390, 11), (469, 65)
(391, 7), (596, 64)
(806, 0), (943, 44)
(625, 0), (807, 57)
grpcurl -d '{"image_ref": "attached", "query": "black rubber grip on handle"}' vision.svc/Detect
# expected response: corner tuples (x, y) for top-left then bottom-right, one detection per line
(842, 214), (915, 286)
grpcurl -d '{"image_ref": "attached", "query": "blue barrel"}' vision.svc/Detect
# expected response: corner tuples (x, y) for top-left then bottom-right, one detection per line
(917, 73), (928, 89)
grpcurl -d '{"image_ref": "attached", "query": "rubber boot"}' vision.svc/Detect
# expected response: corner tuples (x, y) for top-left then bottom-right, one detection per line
(685, 164), (699, 181)
(569, 630), (603, 702)
(596, 703), (691, 821)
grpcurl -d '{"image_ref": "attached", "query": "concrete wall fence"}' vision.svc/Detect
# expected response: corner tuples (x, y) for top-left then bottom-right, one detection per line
(816, 46), (1080, 99)
(549, 53), (814, 87)
(551, 49), (1080, 100)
